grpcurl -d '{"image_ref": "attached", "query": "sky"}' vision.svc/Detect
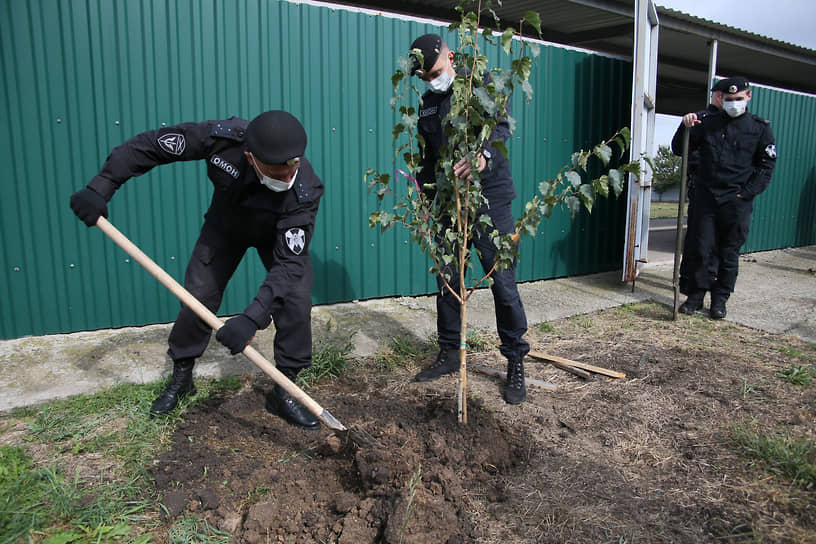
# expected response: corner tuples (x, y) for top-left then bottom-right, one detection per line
(651, 0), (816, 153)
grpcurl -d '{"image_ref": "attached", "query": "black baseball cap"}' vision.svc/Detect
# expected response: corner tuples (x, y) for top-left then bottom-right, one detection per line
(409, 33), (444, 76)
(246, 110), (307, 165)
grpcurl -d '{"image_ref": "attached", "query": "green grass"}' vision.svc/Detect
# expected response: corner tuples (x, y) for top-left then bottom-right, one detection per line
(776, 364), (813, 386)
(732, 425), (816, 489)
(536, 321), (555, 334)
(298, 337), (354, 387)
(1, 378), (242, 543)
(376, 336), (434, 370)
(650, 201), (687, 219)
(569, 314), (594, 330)
(168, 516), (231, 544)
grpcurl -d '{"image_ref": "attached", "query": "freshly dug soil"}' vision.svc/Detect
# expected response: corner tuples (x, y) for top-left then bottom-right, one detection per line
(148, 302), (816, 543)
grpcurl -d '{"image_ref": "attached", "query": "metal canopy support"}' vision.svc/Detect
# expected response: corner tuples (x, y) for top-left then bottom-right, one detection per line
(707, 39), (719, 101)
(623, 0), (659, 282)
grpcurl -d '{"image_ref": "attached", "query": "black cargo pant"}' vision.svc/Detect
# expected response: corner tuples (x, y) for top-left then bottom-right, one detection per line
(436, 202), (530, 362)
(680, 188), (753, 302)
(167, 220), (313, 372)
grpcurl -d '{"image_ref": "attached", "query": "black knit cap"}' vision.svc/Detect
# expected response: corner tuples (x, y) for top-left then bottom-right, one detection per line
(711, 79), (730, 92)
(246, 110), (307, 165)
(409, 33), (443, 75)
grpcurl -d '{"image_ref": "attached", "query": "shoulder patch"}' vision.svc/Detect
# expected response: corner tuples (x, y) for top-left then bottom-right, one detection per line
(285, 228), (306, 255)
(211, 117), (248, 141)
(765, 144), (777, 159)
(157, 133), (186, 156)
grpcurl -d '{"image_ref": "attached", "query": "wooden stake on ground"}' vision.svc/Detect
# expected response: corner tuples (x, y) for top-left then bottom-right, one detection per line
(529, 350), (626, 379)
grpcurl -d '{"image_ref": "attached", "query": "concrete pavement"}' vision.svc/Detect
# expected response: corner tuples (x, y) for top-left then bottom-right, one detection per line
(1, 246), (814, 412)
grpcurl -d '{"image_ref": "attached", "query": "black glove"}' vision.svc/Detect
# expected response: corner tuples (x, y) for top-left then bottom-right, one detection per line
(216, 314), (259, 355)
(70, 187), (108, 227)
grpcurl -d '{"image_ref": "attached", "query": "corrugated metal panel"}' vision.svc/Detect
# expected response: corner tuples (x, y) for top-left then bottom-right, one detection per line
(0, 0), (631, 339)
(742, 85), (816, 252)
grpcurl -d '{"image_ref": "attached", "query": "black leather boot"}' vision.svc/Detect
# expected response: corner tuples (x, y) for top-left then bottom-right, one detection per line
(266, 384), (319, 429)
(679, 291), (705, 315)
(414, 348), (459, 382)
(505, 358), (526, 405)
(710, 298), (727, 319)
(150, 358), (196, 416)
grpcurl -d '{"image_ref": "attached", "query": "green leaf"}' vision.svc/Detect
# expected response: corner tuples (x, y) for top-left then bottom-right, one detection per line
(578, 184), (594, 212)
(392, 123), (405, 141)
(492, 140), (508, 158)
(538, 180), (556, 198)
(608, 169), (624, 196)
(501, 28), (514, 54)
(566, 194), (582, 218)
(565, 170), (582, 188)
(614, 135), (627, 158)
(594, 143), (612, 166)
(391, 70), (405, 90)
(473, 87), (498, 116)
(593, 175), (609, 199)
(528, 42), (540, 58)
(540, 202), (554, 218)
(522, 80), (534, 103)
(511, 56), (532, 81)
(620, 127), (631, 148)
(523, 11), (542, 35)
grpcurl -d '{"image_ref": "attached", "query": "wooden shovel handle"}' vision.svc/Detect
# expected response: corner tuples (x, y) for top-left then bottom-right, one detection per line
(95, 217), (345, 431)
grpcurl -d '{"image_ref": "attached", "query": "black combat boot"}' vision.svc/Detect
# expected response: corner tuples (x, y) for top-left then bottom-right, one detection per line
(266, 384), (319, 429)
(414, 348), (460, 382)
(679, 291), (705, 315)
(150, 358), (196, 416)
(710, 297), (727, 319)
(505, 358), (526, 405)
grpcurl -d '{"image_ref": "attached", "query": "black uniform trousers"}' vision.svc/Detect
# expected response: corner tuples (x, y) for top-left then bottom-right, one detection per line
(167, 220), (313, 371)
(680, 188), (753, 302)
(436, 202), (530, 362)
(679, 181), (718, 295)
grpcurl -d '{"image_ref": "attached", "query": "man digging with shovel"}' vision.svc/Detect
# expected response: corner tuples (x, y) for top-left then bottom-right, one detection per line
(70, 111), (323, 429)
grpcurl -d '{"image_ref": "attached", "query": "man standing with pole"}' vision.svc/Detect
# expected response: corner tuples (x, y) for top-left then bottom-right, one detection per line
(672, 77), (777, 319)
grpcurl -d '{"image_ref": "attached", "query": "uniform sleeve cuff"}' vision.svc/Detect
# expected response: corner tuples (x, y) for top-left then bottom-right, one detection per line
(87, 176), (119, 201)
(243, 303), (273, 330)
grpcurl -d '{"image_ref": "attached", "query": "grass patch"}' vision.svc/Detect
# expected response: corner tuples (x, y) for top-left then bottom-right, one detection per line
(776, 364), (813, 386)
(465, 330), (493, 352)
(650, 201), (686, 219)
(731, 425), (816, 489)
(536, 321), (555, 334)
(298, 336), (354, 388)
(1, 377), (242, 543)
(569, 314), (594, 330)
(168, 516), (231, 544)
(376, 336), (434, 370)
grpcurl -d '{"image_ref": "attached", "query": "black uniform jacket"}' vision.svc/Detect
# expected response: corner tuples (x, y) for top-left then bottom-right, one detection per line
(671, 109), (776, 203)
(86, 117), (324, 328)
(417, 80), (517, 207)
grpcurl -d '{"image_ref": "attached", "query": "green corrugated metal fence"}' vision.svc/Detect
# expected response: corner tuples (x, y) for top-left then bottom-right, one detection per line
(741, 85), (816, 252)
(2, 0), (633, 339)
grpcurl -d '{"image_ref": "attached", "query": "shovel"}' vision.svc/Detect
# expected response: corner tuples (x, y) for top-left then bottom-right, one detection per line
(94, 216), (346, 432)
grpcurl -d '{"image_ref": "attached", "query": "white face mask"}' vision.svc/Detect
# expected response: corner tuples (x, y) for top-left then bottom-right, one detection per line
(723, 100), (747, 118)
(250, 153), (298, 192)
(426, 70), (453, 94)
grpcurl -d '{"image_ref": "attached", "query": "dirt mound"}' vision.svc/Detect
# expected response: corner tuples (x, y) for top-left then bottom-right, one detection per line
(151, 378), (532, 543)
